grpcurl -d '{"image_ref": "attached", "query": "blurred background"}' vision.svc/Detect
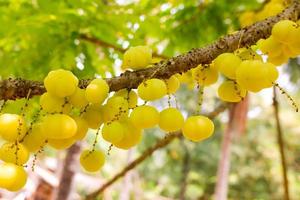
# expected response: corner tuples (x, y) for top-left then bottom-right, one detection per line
(0, 0), (300, 199)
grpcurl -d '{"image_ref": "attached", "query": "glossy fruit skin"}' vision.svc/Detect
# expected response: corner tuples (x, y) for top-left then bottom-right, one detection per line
(40, 92), (71, 114)
(80, 149), (105, 172)
(0, 163), (27, 191)
(69, 88), (89, 109)
(82, 105), (103, 129)
(271, 20), (298, 44)
(282, 44), (299, 58)
(114, 89), (138, 109)
(137, 79), (167, 101)
(130, 105), (159, 129)
(218, 80), (247, 102)
(257, 36), (283, 57)
(85, 79), (109, 104)
(182, 115), (214, 142)
(71, 116), (89, 140)
(235, 48), (262, 61)
(122, 46), (152, 70)
(102, 121), (124, 144)
(114, 119), (143, 150)
(44, 69), (78, 98)
(159, 108), (184, 132)
(268, 52), (289, 66)
(236, 61), (264, 92)
(288, 27), (300, 51)
(213, 53), (242, 79)
(41, 114), (77, 139)
(257, 19), (300, 65)
(0, 163), (17, 189)
(102, 96), (129, 122)
(236, 60), (278, 92)
(0, 142), (30, 165)
(48, 137), (76, 150)
(22, 123), (46, 152)
(0, 114), (27, 142)
(264, 62), (279, 87)
(166, 76), (180, 94)
(192, 64), (218, 86)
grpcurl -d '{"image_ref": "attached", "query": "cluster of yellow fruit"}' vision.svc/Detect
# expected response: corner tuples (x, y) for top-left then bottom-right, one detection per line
(215, 51), (278, 97)
(177, 49), (278, 103)
(0, 113), (30, 191)
(0, 48), (214, 191)
(258, 20), (300, 65)
(178, 19), (300, 105)
(121, 46), (214, 142)
(0, 17), (298, 192)
(122, 45), (152, 70)
(239, 0), (285, 28)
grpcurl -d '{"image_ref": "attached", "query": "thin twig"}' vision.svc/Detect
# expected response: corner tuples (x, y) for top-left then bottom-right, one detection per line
(85, 132), (181, 200)
(179, 139), (190, 200)
(273, 87), (290, 200)
(79, 34), (169, 59)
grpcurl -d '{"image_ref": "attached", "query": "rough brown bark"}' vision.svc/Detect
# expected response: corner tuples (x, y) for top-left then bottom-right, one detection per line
(54, 143), (81, 200)
(85, 103), (228, 200)
(273, 88), (290, 200)
(1, 0), (299, 101)
(0, 78), (45, 101)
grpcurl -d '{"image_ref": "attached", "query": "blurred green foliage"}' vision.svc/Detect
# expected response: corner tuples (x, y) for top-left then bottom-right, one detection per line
(0, 0), (261, 80)
(1, 0), (300, 199)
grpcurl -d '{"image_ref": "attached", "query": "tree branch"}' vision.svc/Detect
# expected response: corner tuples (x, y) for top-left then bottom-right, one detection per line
(1, 0), (299, 101)
(0, 78), (45, 101)
(85, 103), (228, 200)
(273, 87), (290, 200)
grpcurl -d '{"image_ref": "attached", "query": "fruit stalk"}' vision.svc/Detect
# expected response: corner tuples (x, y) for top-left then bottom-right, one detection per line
(273, 87), (290, 200)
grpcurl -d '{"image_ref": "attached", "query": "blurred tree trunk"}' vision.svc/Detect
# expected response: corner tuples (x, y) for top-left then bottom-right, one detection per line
(32, 179), (54, 200)
(54, 143), (81, 200)
(214, 97), (248, 200)
(234, 96), (248, 137)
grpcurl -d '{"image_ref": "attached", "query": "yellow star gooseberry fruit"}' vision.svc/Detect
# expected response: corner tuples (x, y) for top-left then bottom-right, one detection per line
(182, 115), (214, 142)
